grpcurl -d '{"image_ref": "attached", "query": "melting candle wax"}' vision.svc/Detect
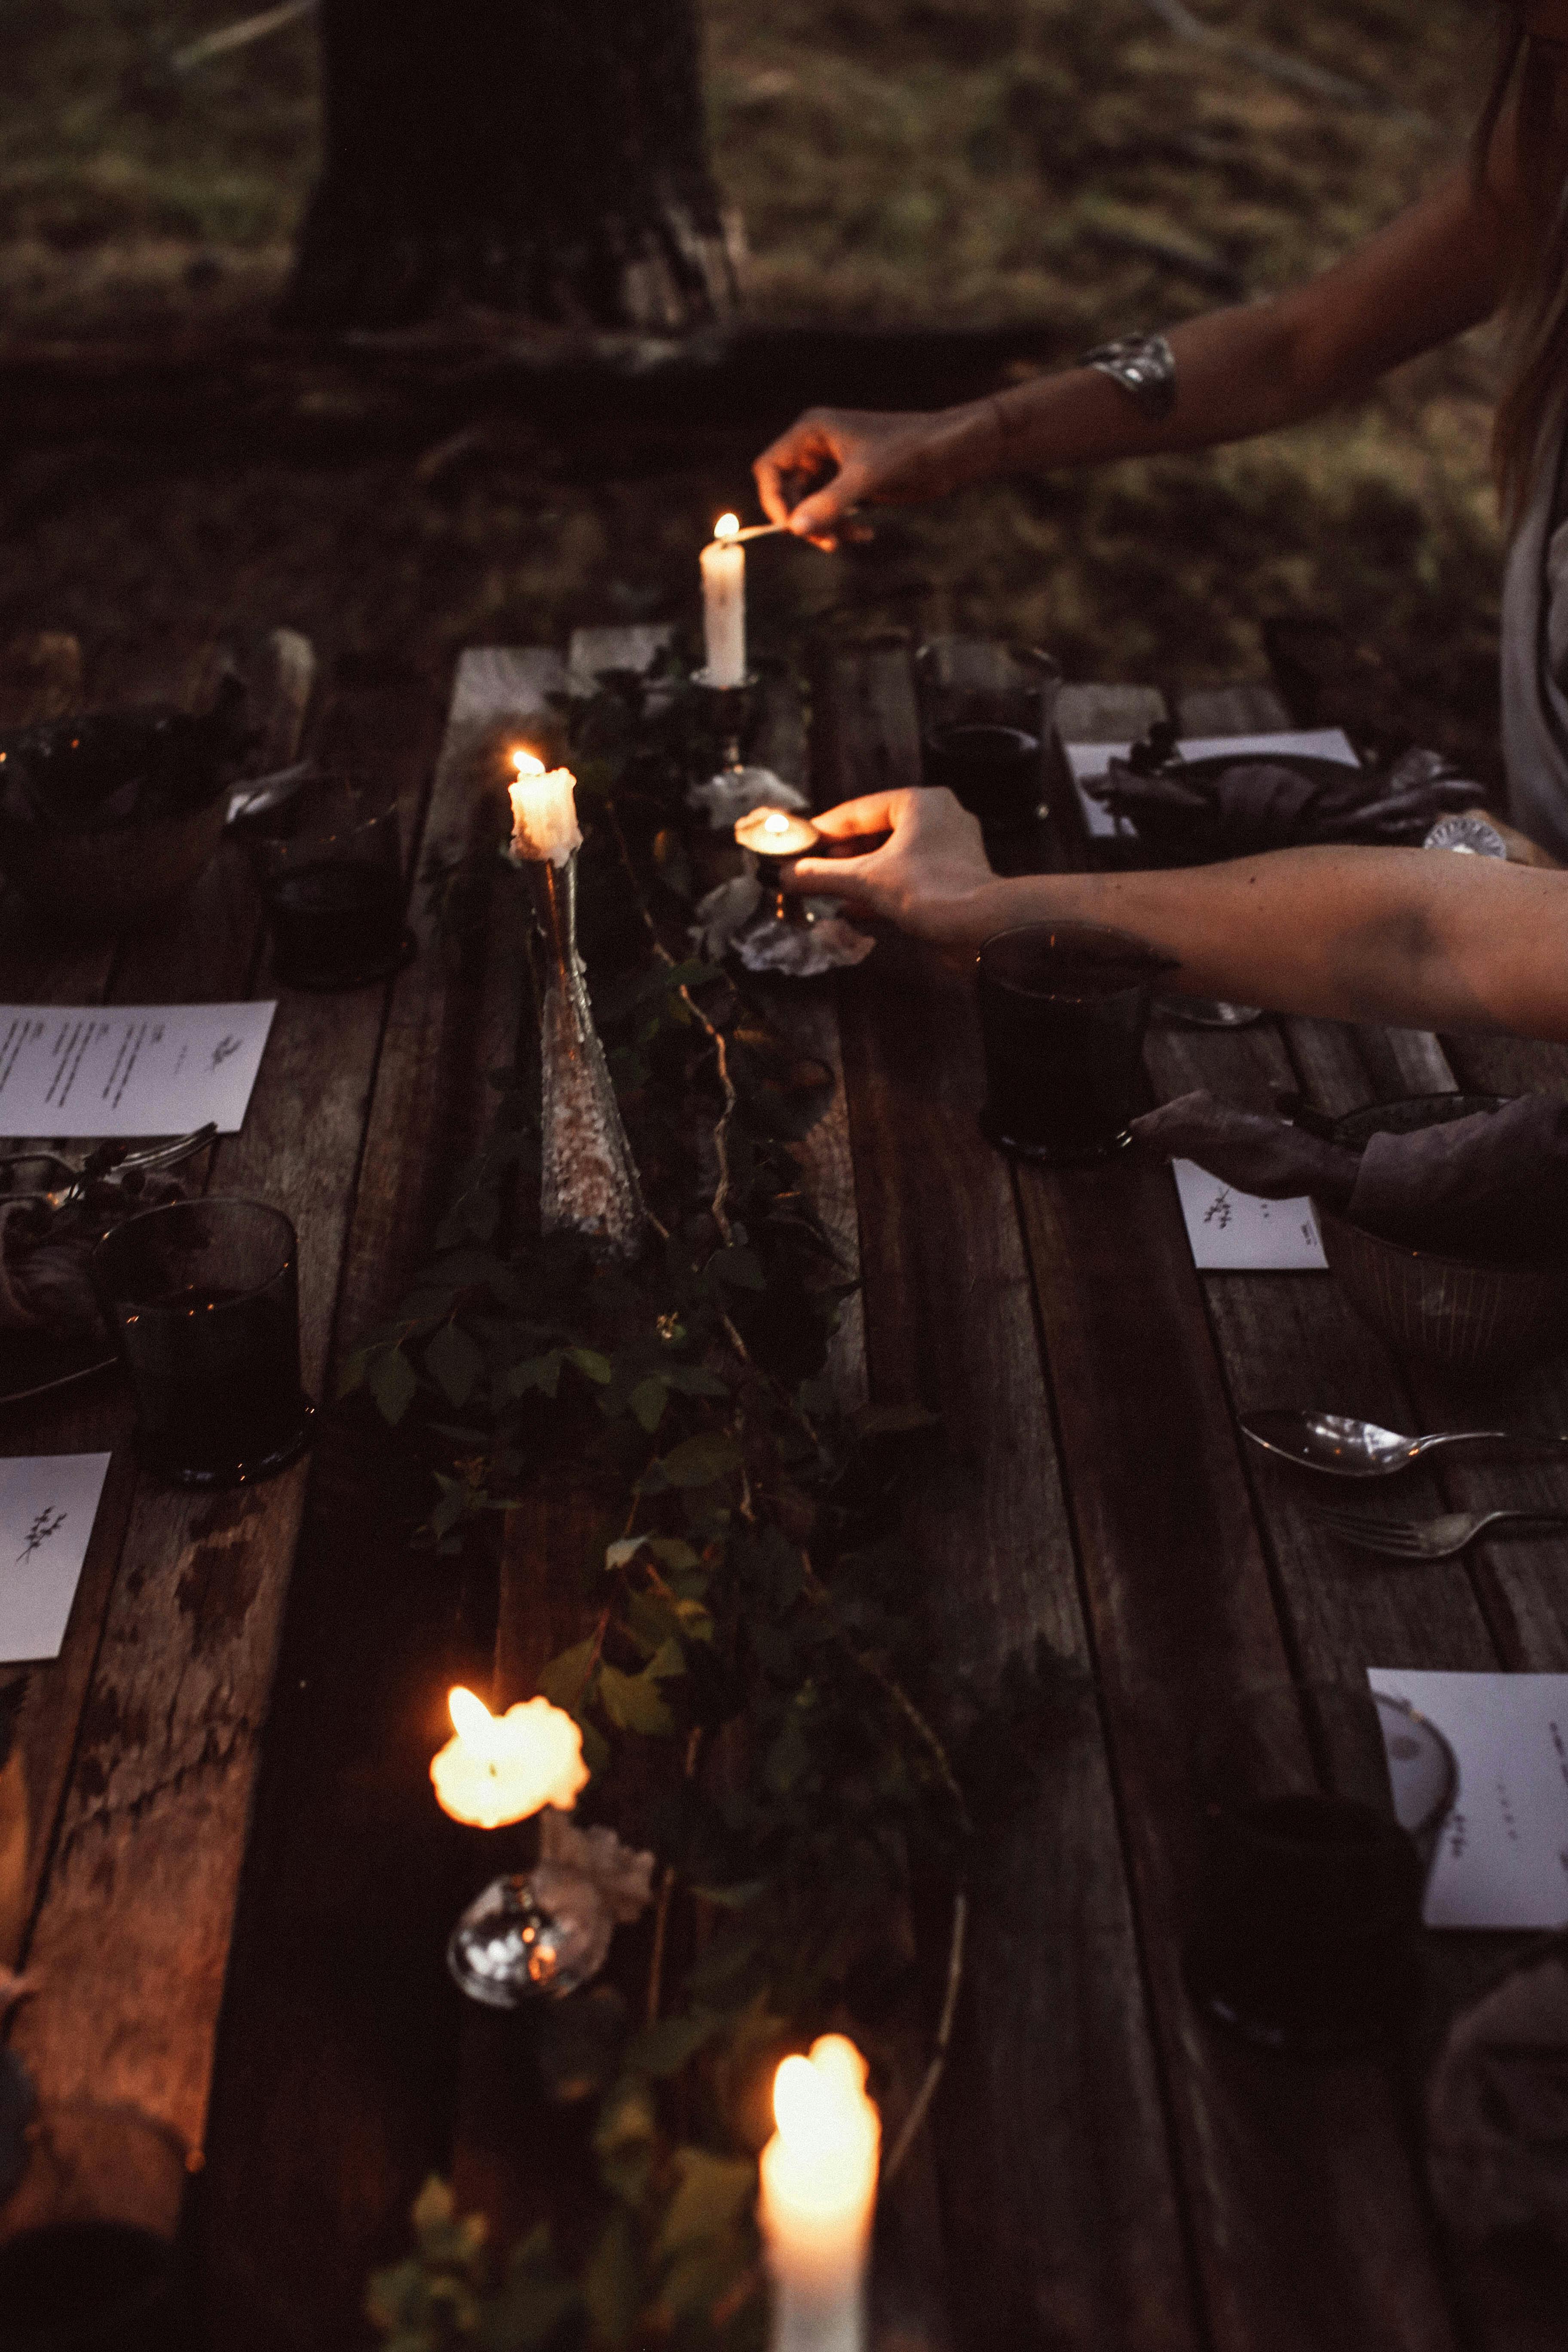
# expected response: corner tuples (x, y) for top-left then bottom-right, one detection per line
(759, 2035), (879, 2352)
(509, 750), (582, 866)
(701, 513), (748, 688)
(429, 1686), (590, 1828)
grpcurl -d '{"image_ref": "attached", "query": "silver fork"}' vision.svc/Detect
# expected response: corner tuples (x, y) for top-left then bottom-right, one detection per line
(0, 1123), (218, 1211)
(1312, 1502), (1568, 1560)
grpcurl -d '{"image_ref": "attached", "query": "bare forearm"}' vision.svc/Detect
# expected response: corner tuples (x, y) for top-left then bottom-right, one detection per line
(931, 170), (1501, 490)
(950, 850), (1568, 1040)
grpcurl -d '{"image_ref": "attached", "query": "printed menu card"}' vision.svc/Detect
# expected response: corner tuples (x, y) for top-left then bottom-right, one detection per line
(1369, 1668), (1568, 1929)
(0, 1003), (276, 1139)
(0, 1452), (113, 1663)
(1172, 1158), (1329, 1272)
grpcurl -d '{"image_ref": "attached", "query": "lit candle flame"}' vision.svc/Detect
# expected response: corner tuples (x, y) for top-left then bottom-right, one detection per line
(764, 812), (791, 837)
(773, 2037), (873, 2151)
(714, 512), (741, 540)
(430, 1684), (591, 1826)
(512, 749), (545, 777)
(449, 1684), (502, 1756)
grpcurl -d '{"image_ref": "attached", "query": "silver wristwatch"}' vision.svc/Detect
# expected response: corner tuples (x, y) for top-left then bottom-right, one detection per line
(1080, 333), (1177, 422)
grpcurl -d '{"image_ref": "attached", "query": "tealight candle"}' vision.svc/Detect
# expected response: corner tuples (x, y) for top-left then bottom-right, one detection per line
(429, 1686), (591, 1829)
(509, 750), (582, 866)
(733, 808), (822, 860)
(759, 2035), (879, 2352)
(701, 513), (748, 688)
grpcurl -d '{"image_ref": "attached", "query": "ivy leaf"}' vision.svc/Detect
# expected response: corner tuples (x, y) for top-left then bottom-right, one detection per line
(655, 2147), (756, 2266)
(628, 1376), (670, 1434)
(425, 1321), (483, 1408)
(659, 1365), (730, 1399)
(645, 1637), (686, 1682)
(593, 2074), (657, 2203)
(710, 1246), (766, 1292)
(624, 2011), (720, 2079)
(581, 2207), (642, 2351)
(643, 1432), (741, 1491)
(603, 1537), (644, 1572)
(487, 2225), (580, 2350)
(369, 1347), (418, 1427)
(648, 1537), (700, 1571)
(599, 1663), (676, 1736)
(536, 1638), (599, 1712)
(508, 1350), (564, 1400)
(565, 1347), (614, 1387)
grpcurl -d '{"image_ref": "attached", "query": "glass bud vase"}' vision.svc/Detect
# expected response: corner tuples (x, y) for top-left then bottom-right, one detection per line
(518, 849), (645, 1262)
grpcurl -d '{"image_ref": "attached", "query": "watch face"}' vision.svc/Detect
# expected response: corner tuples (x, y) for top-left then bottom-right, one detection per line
(1422, 814), (1508, 859)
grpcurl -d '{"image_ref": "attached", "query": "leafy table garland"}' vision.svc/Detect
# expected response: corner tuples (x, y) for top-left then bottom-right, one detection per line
(351, 660), (1040, 2351)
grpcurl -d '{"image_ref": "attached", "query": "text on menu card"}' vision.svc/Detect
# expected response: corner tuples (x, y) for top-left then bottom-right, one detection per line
(0, 1003), (276, 1139)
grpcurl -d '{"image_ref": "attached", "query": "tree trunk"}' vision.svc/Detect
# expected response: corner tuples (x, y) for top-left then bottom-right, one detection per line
(281, 0), (741, 334)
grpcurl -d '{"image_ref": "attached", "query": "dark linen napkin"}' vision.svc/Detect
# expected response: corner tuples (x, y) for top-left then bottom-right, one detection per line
(1131, 1092), (1568, 1263)
(1087, 739), (1484, 858)
(1427, 1937), (1568, 2248)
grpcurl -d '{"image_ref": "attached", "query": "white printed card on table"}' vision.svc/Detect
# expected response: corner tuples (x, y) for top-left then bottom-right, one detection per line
(1065, 729), (1360, 842)
(1368, 1668), (1568, 1930)
(1171, 1159), (1328, 1272)
(0, 1003), (276, 1139)
(0, 1452), (113, 1663)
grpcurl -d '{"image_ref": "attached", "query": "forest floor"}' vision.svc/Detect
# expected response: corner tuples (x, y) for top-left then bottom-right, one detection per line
(0, 0), (1508, 776)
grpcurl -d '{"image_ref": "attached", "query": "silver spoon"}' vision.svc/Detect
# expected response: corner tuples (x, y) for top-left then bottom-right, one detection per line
(1241, 1409), (1568, 1479)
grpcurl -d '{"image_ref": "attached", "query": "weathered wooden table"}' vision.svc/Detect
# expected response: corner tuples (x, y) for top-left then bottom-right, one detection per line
(1, 628), (1565, 2351)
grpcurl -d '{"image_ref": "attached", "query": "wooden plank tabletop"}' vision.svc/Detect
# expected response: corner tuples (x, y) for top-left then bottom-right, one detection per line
(3, 630), (1565, 2352)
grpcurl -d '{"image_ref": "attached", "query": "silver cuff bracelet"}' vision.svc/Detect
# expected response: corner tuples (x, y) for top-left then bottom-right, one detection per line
(1080, 332), (1177, 422)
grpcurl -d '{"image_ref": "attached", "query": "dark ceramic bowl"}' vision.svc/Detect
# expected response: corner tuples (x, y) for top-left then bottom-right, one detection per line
(1312, 1092), (1568, 1378)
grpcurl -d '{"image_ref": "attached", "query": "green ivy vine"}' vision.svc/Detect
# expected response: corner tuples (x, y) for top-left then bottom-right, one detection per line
(351, 658), (1063, 2352)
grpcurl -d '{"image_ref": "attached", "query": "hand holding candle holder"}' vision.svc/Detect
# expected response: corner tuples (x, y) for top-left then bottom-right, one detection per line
(1184, 1683), (1457, 2055)
(508, 752), (645, 1264)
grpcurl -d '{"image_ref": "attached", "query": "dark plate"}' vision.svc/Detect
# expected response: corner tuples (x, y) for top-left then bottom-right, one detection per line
(0, 1326), (115, 1408)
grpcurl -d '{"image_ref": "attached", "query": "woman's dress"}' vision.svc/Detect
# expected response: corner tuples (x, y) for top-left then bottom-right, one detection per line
(1502, 407), (1568, 859)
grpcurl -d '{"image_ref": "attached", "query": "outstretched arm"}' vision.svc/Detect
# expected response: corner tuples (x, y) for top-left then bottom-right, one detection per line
(792, 790), (1568, 1041)
(756, 165), (1507, 545)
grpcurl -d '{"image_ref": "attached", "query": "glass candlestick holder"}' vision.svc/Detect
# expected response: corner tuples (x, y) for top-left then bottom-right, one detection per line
(691, 674), (760, 777)
(517, 850), (645, 1262)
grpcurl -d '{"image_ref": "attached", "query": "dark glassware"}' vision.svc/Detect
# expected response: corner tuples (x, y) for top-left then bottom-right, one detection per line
(922, 722), (1043, 828)
(1185, 1683), (1456, 2054)
(247, 773), (411, 991)
(916, 637), (1060, 834)
(976, 922), (1159, 1163)
(0, 2098), (193, 2352)
(90, 1200), (315, 1488)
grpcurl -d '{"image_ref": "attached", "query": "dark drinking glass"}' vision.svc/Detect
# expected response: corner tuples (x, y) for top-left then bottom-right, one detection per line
(1185, 1684), (1456, 2054)
(90, 1200), (315, 1488)
(976, 922), (1158, 1163)
(247, 773), (411, 991)
(922, 723), (1043, 828)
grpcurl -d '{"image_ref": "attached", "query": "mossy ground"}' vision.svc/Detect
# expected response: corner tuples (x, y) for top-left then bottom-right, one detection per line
(0, 0), (1511, 773)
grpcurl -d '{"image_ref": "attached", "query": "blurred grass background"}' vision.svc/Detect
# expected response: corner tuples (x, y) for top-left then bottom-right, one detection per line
(0, 0), (1509, 770)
